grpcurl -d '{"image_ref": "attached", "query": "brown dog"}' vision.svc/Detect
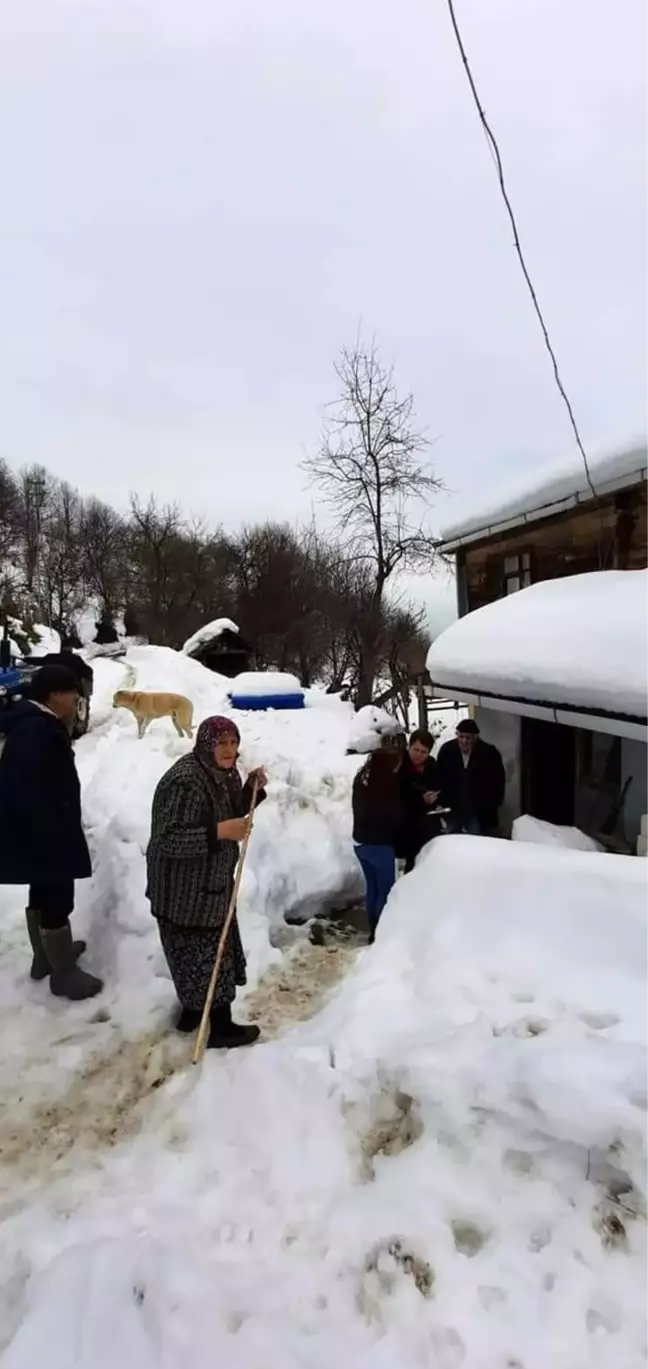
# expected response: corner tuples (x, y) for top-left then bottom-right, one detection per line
(112, 689), (194, 740)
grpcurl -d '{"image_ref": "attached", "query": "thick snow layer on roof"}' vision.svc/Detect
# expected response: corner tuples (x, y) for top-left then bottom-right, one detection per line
(426, 570), (648, 718)
(181, 617), (239, 656)
(440, 439), (647, 545)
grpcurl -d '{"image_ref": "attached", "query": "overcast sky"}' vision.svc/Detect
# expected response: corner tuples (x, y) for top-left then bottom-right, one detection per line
(1, 0), (646, 629)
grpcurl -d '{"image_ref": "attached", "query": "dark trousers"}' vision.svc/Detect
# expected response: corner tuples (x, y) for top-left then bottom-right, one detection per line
(354, 844), (395, 940)
(28, 881), (75, 929)
(446, 813), (482, 836)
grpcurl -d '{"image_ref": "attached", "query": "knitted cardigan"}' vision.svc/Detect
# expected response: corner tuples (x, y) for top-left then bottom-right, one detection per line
(146, 752), (265, 929)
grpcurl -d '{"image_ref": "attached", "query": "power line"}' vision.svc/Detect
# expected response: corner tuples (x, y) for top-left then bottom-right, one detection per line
(445, 0), (598, 499)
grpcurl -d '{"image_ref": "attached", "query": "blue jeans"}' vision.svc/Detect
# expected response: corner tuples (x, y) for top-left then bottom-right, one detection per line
(354, 844), (395, 940)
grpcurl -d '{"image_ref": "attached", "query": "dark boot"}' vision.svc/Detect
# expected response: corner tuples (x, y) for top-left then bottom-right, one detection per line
(41, 924), (103, 1001)
(175, 1006), (202, 1034)
(208, 1003), (260, 1050)
(26, 908), (86, 982)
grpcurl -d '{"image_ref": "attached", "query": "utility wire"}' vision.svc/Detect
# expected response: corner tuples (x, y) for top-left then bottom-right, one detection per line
(445, 0), (598, 499)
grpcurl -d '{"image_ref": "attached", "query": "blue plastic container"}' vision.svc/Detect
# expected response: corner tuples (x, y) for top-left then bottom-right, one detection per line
(229, 692), (305, 712)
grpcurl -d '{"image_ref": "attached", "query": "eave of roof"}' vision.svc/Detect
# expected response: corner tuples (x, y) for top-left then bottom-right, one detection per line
(426, 679), (648, 742)
(438, 464), (647, 555)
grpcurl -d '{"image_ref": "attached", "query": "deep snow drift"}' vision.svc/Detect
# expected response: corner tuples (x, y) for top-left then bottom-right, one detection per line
(0, 646), (364, 1171)
(0, 647), (645, 1368)
(1, 833), (646, 1365)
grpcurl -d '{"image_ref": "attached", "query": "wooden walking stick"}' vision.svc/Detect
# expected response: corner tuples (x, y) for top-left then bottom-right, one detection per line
(193, 778), (260, 1065)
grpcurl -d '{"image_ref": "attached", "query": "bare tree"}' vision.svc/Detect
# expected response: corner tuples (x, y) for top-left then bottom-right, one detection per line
(127, 496), (185, 644)
(15, 465), (51, 613)
(303, 340), (442, 702)
(0, 460), (18, 567)
(80, 499), (128, 626)
(39, 480), (86, 633)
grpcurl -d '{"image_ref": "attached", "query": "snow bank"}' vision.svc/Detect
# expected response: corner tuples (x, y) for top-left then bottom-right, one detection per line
(20, 624), (60, 658)
(513, 814), (603, 852)
(347, 705), (403, 754)
(1, 837), (645, 1369)
(440, 439), (647, 544)
(426, 570), (648, 719)
(181, 618), (239, 657)
(0, 643), (363, 1168)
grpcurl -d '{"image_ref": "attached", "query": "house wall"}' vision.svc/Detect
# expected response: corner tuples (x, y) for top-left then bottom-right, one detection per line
(461, 484), (647, 613)
(473, 706), (521, 835)
(473, 707), (646, 848)
(621, 739), (648, 842)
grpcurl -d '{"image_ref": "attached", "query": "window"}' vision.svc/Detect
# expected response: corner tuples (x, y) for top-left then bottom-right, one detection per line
(504, 552), (532, 596)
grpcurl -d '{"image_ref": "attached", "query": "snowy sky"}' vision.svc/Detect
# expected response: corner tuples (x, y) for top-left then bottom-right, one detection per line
(1, 0), (646, 630)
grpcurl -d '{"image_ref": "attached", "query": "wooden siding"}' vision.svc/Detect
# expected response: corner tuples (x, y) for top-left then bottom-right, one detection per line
(460, 484), (647, 613)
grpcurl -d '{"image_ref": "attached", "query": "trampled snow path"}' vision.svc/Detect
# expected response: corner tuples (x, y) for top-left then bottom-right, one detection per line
(0, 645), (365, 1166)
(2, 828), (645, 1369)
(0, 930), (364, 1195)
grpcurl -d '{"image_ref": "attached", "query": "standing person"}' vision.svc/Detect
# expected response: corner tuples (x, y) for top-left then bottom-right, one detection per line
(147, 715), (267, 1050)
(436, 718), (505, 836)
(352, 739), (404, 943)
(0, 664), (103, 999)
(399, 729), (443, 873)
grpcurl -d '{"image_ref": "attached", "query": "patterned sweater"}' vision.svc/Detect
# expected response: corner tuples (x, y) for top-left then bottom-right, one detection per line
(146, 753), (265, 929)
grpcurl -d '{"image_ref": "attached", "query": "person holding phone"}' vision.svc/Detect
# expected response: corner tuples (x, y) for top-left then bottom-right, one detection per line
(398, 729), (443, 873)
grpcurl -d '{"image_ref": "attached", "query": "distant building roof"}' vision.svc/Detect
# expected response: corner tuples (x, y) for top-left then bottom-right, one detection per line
(439, 440), (647, 551)
(182, 619), (242, 658)
(426, 570), (647, 735)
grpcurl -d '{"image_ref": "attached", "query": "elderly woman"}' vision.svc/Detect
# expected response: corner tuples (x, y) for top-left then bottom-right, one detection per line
(147, 715), (267, 1050)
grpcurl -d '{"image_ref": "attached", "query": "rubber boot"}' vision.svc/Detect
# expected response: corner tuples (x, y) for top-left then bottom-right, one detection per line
(40, 923), (103, 1001)
(207, 1003), (260, 1050)
(175, 1006), (202, 1034)
(26, 909), (86, 982)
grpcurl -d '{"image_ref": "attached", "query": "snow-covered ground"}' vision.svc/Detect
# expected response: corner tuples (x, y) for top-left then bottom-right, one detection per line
(0, 647), (646, 1368)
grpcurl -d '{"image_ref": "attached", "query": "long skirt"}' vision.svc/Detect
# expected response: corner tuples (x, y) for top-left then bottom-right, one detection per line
(157, 915), (247, 1011)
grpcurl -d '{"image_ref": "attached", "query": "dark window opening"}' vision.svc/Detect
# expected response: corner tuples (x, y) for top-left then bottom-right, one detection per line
(577, 732), (622, 793)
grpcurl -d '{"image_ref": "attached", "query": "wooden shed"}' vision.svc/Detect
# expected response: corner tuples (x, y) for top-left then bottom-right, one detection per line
(182, 619), (253, 679)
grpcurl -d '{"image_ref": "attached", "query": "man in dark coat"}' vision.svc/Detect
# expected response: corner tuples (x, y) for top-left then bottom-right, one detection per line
(398, 729), (443, 873)
(0, 664), (103, 999)
(436, 718), (505, 836)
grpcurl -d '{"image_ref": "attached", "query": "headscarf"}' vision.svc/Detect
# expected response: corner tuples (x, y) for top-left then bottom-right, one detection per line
(194, 715), (240, 772)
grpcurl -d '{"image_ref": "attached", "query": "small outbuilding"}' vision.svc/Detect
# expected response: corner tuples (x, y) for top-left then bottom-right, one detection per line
(181, 618), (252, 680)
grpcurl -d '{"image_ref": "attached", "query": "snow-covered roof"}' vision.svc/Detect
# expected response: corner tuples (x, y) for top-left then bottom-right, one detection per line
(182, 618), (240, 657)
(426, 570), (648, 723)
(439, 440), (647, 549)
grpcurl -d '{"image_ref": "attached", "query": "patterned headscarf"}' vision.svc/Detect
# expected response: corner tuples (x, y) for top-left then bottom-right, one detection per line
(194, 715), (240, 771)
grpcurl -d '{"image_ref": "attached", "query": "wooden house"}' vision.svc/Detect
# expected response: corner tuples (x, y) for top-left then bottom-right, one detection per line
(440, 442), (647, 616)
(427, 443), (647, 851)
